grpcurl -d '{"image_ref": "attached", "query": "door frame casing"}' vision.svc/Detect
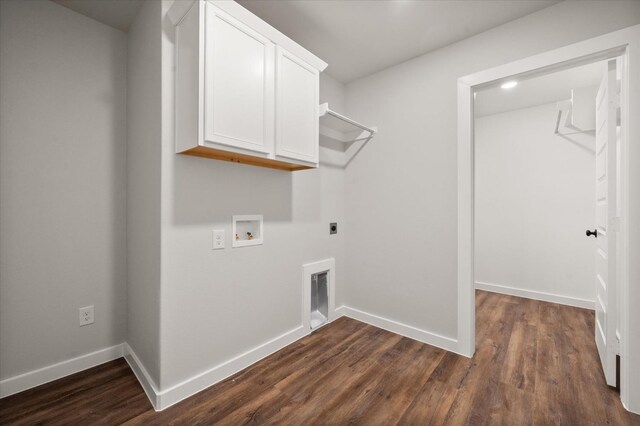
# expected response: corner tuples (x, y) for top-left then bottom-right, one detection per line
(457, 24), (640, 413)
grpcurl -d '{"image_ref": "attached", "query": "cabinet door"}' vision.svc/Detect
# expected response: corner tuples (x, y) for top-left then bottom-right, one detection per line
(275, 47), (319, 164)
(204, 3), (274, 154)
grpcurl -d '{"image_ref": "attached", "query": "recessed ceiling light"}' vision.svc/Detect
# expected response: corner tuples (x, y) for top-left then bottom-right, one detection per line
(501, 80), (518, 90)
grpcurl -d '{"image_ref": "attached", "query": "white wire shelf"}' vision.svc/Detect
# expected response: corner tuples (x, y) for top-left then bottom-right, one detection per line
(318, 103), (376, 167)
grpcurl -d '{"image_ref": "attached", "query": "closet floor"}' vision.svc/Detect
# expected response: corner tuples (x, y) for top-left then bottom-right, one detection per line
(1, 291), (639, 425)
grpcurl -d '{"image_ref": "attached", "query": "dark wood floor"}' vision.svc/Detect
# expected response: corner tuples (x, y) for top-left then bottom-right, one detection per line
(2, 291), (639, 425)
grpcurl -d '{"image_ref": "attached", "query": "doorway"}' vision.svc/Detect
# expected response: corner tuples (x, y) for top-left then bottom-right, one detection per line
(473, 56), (621, 390)
(473, 59), (608, 311)
(456, 24), (640, 412)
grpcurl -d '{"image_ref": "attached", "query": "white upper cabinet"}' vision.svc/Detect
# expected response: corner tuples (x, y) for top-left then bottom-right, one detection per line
(169, 0), (327, 172)
(275, 47), (319, 164)
(204, 6), (274, 154)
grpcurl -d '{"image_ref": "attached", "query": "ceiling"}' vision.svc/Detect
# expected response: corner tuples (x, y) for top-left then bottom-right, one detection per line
(51, 0), (560, 80)
(474, 60), (606, 117)
(239, 0), (560, 83)
(52, 0), (143, 32)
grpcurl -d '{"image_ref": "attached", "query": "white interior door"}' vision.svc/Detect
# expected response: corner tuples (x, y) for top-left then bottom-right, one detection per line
(593, 59), (619, 386)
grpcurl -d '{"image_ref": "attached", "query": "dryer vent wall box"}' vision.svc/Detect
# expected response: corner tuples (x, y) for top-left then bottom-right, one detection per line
(311, 271), (329, 329)
(169, 0), (327, 172)
(302, 258), (335, 331)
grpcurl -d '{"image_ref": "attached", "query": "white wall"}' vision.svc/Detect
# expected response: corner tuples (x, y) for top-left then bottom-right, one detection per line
(474, 103), (596, 306)
(4, 0), (639, 412)
(127, 0), (163, 387)
(344, 1), (640, 341)
(158, 0), (347, 390)
(320, 73), (346, 113)
(0, 0), (127, 379)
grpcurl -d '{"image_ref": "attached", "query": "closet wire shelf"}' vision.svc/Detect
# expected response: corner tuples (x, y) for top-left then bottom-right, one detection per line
(318, 103), (376, 167)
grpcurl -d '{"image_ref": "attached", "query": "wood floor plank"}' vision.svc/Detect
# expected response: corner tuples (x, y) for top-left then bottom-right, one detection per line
(125, 320), (374, 425)
(301, 337), (415, 424)
(223, 328), (403, 424)
(500, 306), (537, 392)
(488, 383), (534, 425)
(352, 341), (445, 424)
(3, 291), (640, 425)
(396, 377), (459, 425)
(251, 331), (405, 424)
(443, 296), (518, 425)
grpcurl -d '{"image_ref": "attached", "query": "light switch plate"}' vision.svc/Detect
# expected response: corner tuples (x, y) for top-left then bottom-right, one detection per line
(213, 230), (225, 250)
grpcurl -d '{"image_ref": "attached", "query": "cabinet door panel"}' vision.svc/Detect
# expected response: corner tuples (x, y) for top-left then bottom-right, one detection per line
(205, 4), (274, 154)
(275, 48), (319, 164)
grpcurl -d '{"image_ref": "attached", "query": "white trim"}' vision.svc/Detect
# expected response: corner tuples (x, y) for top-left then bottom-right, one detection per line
(124, 300), (463, 411)
(457, 77), (475, 358)
(0, 344), (124, 398)
(155, 325), (307, 411)
(123, 343), (161, 411)
(475, 281), (595, 310)
(1, 303), (456, 411)
(457, 24), (640, 413)
(150, 302), (348, 410)
(0, 303), (348, 408)
(341, 306), (459, 355)
(168, 0), (195, 26)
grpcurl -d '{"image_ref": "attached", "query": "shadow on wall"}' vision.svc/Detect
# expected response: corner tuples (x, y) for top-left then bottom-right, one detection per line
(556, 132), (596, 155)
(172, 155), (295, 225)
(105, 30), (128, 346)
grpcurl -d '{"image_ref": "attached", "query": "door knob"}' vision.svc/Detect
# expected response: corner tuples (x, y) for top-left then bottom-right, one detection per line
(586, 229), (598, 238)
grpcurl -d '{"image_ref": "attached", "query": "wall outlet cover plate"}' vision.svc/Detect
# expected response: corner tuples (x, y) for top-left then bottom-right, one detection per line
(213, 229), (225, 250)
(330, 222), (338, 234)
(79, 305), (94, 326)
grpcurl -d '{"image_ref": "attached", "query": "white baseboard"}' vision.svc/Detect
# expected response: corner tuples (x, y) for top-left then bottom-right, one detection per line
(155, 325), (309, 411)
(0, 310), (343, 409)
(143, 305), (352, 410)
(149, 305), (346, 410)
(0, 343), (124, 398)
(475, 280), (595, 310)
(142, 304), (461, 410)
(341, 306), (459, 354)
(123, 343), (161, 411)
(622, 400), (640, 416)
(0, 304), (459, 409)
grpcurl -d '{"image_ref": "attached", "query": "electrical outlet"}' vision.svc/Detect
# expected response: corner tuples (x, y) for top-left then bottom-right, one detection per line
(79, 305), (94, 326)
(330, 222), (338, 235)
(213, 229), (225, 250)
